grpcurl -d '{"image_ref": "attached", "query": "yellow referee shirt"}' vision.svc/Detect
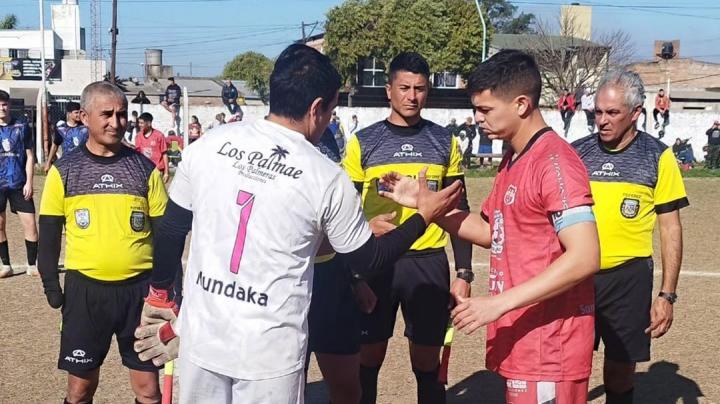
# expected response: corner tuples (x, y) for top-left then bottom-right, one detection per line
(572, 132), (689, 270)
(40, 146), (168, 281)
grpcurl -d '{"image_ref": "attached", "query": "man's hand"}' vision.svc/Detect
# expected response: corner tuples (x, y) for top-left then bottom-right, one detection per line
(44, 286), (64, 309)
(134, 319), (179, 366)
(449, 278), (471, 309)
(415, 168), (462, 225)
(352, 280), (377, 314)
(23, 182), (33, 200)
(43, 162), (52, 174)
(451, 295), (508, 335)
(645, 297), (674, 338)
(162, 170), (170, 184)
(378, 172), (418, 208)
(369, 212), (397, 237)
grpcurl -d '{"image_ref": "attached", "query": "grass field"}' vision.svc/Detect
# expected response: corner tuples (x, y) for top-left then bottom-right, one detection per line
(1, 177), (718, 403)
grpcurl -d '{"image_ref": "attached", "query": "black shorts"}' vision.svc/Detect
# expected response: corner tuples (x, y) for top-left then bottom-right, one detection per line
(360, 249), (450, 346)
(0, 188), (35, 214)
(594, 257), (653, 363)
(58, 270), (159, 373)
(308, 255), (360, 355)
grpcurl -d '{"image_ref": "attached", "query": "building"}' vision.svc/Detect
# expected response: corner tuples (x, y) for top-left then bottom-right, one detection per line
(1, 0), (104, 122)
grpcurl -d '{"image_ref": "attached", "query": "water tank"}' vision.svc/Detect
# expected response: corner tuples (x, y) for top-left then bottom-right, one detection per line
(64, 0), (79, 4)
(145, 49), (163, 79)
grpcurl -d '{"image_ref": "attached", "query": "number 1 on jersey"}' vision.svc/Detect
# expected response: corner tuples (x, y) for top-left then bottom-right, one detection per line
(230, 190), (255, 274)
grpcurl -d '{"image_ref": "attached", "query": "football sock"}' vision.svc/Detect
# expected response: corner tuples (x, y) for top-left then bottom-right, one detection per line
(413, 366), (446, 404)
(359, 365), (380, 404)
(25, 239), (38, 266)
(0, 241), (10, 265)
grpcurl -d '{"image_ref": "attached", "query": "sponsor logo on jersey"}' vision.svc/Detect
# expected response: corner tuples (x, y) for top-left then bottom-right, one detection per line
(549, 154), (570, 209)
(504, 185), (517, 205)
(491, 210), (505, 255)
(130, 211), (146, 232)
(75, 208), (90, 229)
(195, 270), (269, 307)
(592, 161), (621, 177)
(489, 267), (504, 294)
(620, 198), (640, 218)
(93, 173), (123, 189)
(1, 138), (10, 152)
(393, 143), (423, 158)
(506, 379), (528, 392)
(218, 142), (304, 182)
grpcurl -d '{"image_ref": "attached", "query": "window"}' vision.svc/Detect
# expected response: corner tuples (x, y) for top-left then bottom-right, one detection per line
(359, 58), (386, 88)
(433, 72), (459, 88)
(8, 49), (29, 59)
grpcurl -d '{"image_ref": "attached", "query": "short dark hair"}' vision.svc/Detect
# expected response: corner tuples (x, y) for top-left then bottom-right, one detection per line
(389, 52), (430, 82)
(66, 102), (81, 113)
(467, 50), (542, 107)
(139, 112), (153, 122)
(168, 77), (175, 82)
(0, 90), (9, 103)
(269, 44), (342, 120)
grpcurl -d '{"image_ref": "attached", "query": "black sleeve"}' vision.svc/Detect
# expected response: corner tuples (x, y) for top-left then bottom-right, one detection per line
(38, 215), (65, 296)
(23, 124), (34, 150)
(53, 128), (63, 146)
(443, 175), (473, 270)
(353, 181), (364, 195)
(151, 199), (193, 290)
(340, 213), (427, 279)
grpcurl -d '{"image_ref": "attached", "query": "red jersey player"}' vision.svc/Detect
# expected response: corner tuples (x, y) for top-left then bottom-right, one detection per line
(379, 50), (600, 403)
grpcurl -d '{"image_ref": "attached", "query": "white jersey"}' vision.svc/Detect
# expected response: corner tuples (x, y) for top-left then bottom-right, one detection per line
(171, 119), (372, 380)
(581, 93), (595, 111)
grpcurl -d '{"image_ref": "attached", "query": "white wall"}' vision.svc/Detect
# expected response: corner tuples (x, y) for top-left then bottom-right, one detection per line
(0, 59), (105, 100)
(0, 30), (57, 58)
(130, 104), (719, 161)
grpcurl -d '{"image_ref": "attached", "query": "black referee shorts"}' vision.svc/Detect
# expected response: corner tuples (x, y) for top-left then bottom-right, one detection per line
(58, 270), (159, 374)
(360, 249), (450, 347)
(0, 188), (35, 214)
(308, 254), (360, 355)
(594, 257), (654, 363)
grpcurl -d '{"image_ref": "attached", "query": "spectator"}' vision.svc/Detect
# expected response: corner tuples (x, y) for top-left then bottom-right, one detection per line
(134, 112), (169, 183)
(130, 90), (151, 113)
(477, 125), (493, 167)
(458, 116), (476, 167)
(653, 89), (670, 129)
(165, 129), (184, 168)
(125, 111), (139, 144)
(557, 88), (576, 137)
(706, 120), (720, 169)
(348, 114), (359, 135)
(188, 122), (202, 144)
(445, 118), (459, 137)
(227, 110), (243, 123)
(207, 113), (226, 131)
(221, 79), (240, 115)
(161, 77), (182, 129)
(672, 138), (695, 166)
(580, 88), (595, 134)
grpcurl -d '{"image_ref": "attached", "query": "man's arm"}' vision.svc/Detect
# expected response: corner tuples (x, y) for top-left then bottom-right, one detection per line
(45, 143), (59, 172)
(451, 221), (599, 334)
(162, 153), (170, 182)
(646, 210), (683, 338)
(38, 215), (64, 308)
(23, 149), (34, 200)
(150, 200), (192, 290)
(436, 210), (491, 248)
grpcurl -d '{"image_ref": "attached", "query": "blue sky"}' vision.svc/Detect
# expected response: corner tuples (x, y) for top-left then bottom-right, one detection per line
(6, 0), (720, 78)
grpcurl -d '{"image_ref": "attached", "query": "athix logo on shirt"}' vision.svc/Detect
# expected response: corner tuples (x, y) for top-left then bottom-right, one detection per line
(93, 174), (123, 189)
(393, 143), (423, 158)
(218, 142), (303, 183)
(592, 161), (620, 177)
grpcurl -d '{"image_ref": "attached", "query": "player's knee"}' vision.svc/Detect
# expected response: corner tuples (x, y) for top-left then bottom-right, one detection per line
(65, 386), (94, 403)
(327, 380), (361, 404)
(409, 345), (441, 372)
(130, 374), (161, 402)
(360, 342), (387, 367)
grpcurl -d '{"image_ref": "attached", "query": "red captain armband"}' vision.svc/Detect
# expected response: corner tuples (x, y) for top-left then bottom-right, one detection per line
(146, 285), (179, 315)
(158, 321), (178, 345)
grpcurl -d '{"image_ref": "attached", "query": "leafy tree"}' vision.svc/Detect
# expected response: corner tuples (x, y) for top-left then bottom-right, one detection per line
(325, 0), (490, 86)
(0, 14), (18, 30)
(484, 0), (536, 34)
(222, 52), (273, 104)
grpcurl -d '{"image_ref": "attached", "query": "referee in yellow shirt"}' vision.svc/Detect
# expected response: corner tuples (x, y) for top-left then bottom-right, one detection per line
(38, 82), (168, 404)
(572, 70), (688, 404)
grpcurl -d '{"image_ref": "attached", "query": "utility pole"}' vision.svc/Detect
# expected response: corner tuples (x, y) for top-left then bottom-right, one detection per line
(301, 21), (306, 43)
(474, 0), (488, 61)
(110, 0), (118, 83)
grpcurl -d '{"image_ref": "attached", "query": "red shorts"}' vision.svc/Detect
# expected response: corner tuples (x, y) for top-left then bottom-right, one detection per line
(506, 378), (588, 404)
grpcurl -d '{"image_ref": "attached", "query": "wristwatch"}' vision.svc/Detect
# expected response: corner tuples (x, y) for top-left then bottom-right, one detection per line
(658, 291), (678, 304)
(456, 269), (474, 283)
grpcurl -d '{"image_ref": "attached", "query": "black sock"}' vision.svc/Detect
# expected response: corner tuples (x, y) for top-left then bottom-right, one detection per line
(413, 366), (446, 404)
(359, 365), (380, 404)
(0, 241), (9, 265)
(606, 387), (634, 404)
(25, 240), (38, 266)
(64, 399), (93, 404)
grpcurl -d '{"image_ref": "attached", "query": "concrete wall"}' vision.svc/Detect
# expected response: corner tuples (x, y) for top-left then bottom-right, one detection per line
(132, 104), (719, 162)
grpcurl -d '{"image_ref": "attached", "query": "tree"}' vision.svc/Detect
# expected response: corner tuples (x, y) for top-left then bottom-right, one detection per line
(222, 52), (273, 104)
(484, 0), (536, 34)
(324, 0), (490, 87)
(527, 13), (635, 104)
(0, 14), (18, 30)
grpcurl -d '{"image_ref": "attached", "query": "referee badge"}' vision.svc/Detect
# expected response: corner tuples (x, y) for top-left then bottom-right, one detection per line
(75, 209), (90, 229)
(620, 198), (640, 219)
(130, 211), (146, 232)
